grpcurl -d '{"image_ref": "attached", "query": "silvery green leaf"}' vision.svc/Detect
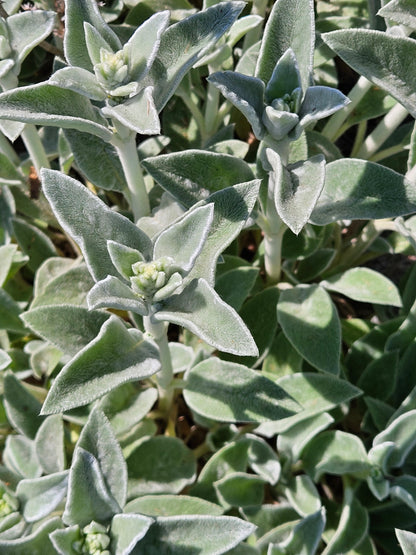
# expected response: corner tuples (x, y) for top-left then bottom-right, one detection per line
(265, 48), (302, 104)
(87, 275), (148, 315)
(0, 288), (25, 334)
(153, 272), (183, 302)
(126, 11), (170, 82)
(16, 471), (69, 522)
(111, 513), (154, 555)
(155, 278), (258, 356)
(4, 435), (42, 479)
(50, 525), (84, 555)
(41, 169), (152, 281)
(214, 472), (266, 508)
(49, 67), (107, 101)
(0, 516), (62, 554)
(132, 515), (256, 555)
(148, 2), (245, 111)
(142, 150), (255, 208)
(189, 181), (260, 285)
(298, 86), (350, 129)
(35, 415), (66, 474)
(277, 285), (341, 375)
(0, 349), (11, 371)
(0, 119), (24, 142)
(41, 316), (160, 414)
(396, 528), (416, 554)
(228, 14), (263, 47)
(267, 149), (326, 235)
(378, 0), (416, 28)
(154, 204), (214, 273)
(321, 268), (402, 307)
(284, 475), (322, 517)
(64, 0), (121, 71)
(102, 87), (160, 135)
(302, 431), (370, 481)
(310, 159), (416, 224)
(0, 59), (14, 79)
(277, 412), (334, 461)
(183, 358), (300, 423)
(125, 494), (223, 517)
(271, 508), (325, 555)
(3, 372), (44, 439)
(373, 409), (416, 468)
(262, 107), (299, 140)
(0, 84), (112, 141)
(215, 267), (259, 312)
(127, 436), (196, 497)
(322, 30), (416, 117)
(77, 408), (127, 508)
(107, 241), (143, 280)
(390, 475), (416, 513)
(207, 71), (265, 139)
(7, 10), (56, 68)
(12, 217), (56, 272)
(63, 447), (120, 526)
(0, 154), (23, 186)
(257, 373), (361, 435)
(64, 129), (127, 192)
(21, 305), (111, 357)
(255, 0), (314, 93)
(84, 22), (113, 66)
(323, 497), (368, 555)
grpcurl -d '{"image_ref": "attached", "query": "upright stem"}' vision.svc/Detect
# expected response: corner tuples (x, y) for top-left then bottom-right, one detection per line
(204, 65), (220, 137)
(322, 76), (373, 141)
(21, 124), (50, 174)
(143, 316), (174, 414)
(112, 130), (150, 222)
(264, 226), (285, 283)
(356, 102), (409, 159)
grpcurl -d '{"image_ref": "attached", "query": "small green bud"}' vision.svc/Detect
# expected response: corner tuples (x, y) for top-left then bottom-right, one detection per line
(130, 257), (174, 299)
(0, 484), (19, 518)
(94, 48), (130, 93)
(73, 522), (111, 555)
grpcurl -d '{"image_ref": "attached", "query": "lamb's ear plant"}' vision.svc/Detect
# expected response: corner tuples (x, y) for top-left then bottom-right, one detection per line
(4, 0), (416, 553)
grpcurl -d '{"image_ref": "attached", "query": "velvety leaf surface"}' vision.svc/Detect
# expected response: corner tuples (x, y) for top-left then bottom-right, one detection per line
(255, 0), (314, 92)
(0, 288), (25, 334)
(271, 508), (325, 555)
(41, 316), (160, 414)
(63, 447), (121, 526)
(41, 169), (152, 281)
(16, 471), (69, 522)
(324, 497), (369, 555)
(214, 472), (266, 508)
(0, 517), (62, 554)
(284, 474), (322, 517)
(3, 372), (44, 439)
(142, 150), (255, 208)
(215, 267), (259, 311)
(378, 0), (416, 28)
(321, 268), (402, 307)
(102, 87), (160, 135)
(323, 30), (416, 117)
(0, 85), (112, 141)
(31, 263), (94, 308)
(124, 494), (224, 517)
(277, 285), (341, 375)
(132, 515), (256, 555)
(396, 528), (416, 555)
(7, 10), (56, 66)
(111, 513), (154, 555)
(148, 2), (245, 111)
(35, 415), (66, 474)
(156, 278), (258, 356)
(12, 217), (56, 272)
(311, 159), (416, 224)
(126, 436), (196, 496)
(21, 305), (110, 357)
(184, 358), (300, 423)
(373, 409), (416, 468)
(3, 435), (42, 479)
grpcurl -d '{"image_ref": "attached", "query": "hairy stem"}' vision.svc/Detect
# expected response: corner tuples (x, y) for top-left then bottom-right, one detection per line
(21, 124), (50, 174)
(112, 130), (150, 221)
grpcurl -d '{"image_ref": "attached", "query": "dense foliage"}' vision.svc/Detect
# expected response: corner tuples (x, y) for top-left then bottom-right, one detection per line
(1, 0), (416, 552)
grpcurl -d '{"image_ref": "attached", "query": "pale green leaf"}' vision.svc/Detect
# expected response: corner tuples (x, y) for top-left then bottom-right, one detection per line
(49, 67), (106, 101)
(0, 517), (62, 554)
(102, 87), (160, 135)
(35, 415), (66, 474)
(7, 10), (56, 67)
(125, 494), (223, 517)
(373, 409), (416, 468)
(111, 513), (154, 555)
(16, 471), (69, 523)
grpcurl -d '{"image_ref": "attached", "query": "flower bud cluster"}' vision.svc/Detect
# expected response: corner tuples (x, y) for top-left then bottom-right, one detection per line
(130, 257), (174, 299)
(73, 522), (110, 555)
(94, 48), (137, 101)
(0, 483), (18, 518)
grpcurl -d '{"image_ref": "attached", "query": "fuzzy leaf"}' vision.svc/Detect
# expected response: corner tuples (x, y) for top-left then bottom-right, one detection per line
(77, 408), (127, 508)
(154, 204), (214, 273)
(396, 529), (416, 555)
(321, 268), (402, 307)
(3, 373), (44, 440)
(142, 150), (255, 208)
(41, 316), (160, 414)
(378, 0), (416, 28)
(311, 159), (416, 224)
(271, 508), (325, 555)
(373, 409), (416, 468)
(132, 515), (256, 555)
(111, 513), (154, 555)
(64, 0), (121, 71)
(41, 169), (152, 281)
(124, 494), (224, 517)
(255, 0), (314, 93)
(21, 305), (111, 357)
(7, 10), (56, 67)
(323, 30), (416, 117)
(284, 474), (322, 517)
(156, 278), (258, 356)
(298, 86), (350, 129)
(207, 71), (266, 139)
(16, 471), (69, 522)
(216, 267), (259, 311)
(4, 435), (42, 479)
(0, 84), (112, 141)
(0, 288), (26, 333)
(215, 472), (266, 508)
(87, 275), (148, 315)
(12, 217), (56, 272)
(303, 430), (370, 481)
(148, 2), (245, 111)
(184, 358), (300, 423)
(49, 67), (107, 101)
(277, 284), (341, 375)
(102, 87), (160, 135)
(268, 150), (326, 235)
(127, 436), (196, 497)
(35, 415), (66, 474)
(0, 517), (62, 554)
(324, 497), (369, 555)
(63, 447), (120, 526)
